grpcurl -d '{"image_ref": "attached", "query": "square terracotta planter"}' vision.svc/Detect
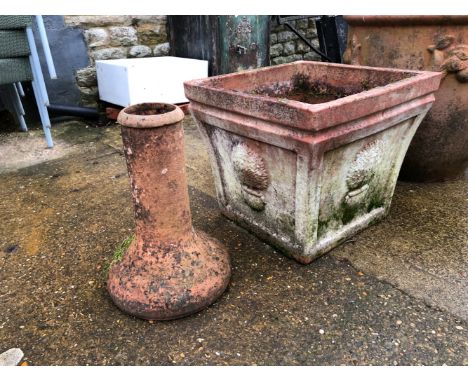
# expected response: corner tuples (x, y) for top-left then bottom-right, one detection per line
(184, 61), (442, 264)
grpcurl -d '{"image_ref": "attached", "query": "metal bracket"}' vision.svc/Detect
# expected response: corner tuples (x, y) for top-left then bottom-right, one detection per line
(274, 15), (348, 63)
(236, 45), (247, 55)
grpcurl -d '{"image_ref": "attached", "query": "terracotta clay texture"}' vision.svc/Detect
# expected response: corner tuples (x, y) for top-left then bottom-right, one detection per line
(107, 103), (231, 320)
(184, 61), (442, 263)
(343, 16), (468, 182)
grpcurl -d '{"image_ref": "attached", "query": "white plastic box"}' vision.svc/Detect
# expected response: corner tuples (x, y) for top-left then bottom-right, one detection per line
(96, 56), (208, 106)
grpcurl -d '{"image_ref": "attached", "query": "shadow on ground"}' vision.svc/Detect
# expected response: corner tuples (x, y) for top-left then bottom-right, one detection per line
(0, 117), (466, 365)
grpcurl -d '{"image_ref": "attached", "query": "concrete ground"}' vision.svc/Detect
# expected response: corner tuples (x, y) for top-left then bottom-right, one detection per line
(0, 117), (466, 365)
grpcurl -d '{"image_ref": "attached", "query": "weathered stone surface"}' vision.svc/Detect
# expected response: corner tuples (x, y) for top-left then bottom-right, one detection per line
(92, 47), (127, 61)
(270, 33), (277, 45)
(131, 15), (167, 25)
(109, 27), (137, 47)
(79, 86), (98, 97)
(75, 66), (97, 87)
(270, 43), (283, 58)
(283, 41), (296, 56)
(296, 18), (309, 29)
(153, 42), (170, 57)
(128, 45), (152, 58)
(296, 40), (311, 54)
(79, 86), (99, 107)
(272, 56), (288, 65)
(78, 86), (99, 107)
(0, 348), (23, 366)
(306, 28), (318, 39)
(84, 28), (109, 48)
(277, 31), (298, 43)
(271, 24), (285, 33)
(64, 15), (132, 27)
(272, 54), (302, 65)
(184, 61), (442, 264)
(304, 51), (321, 61)
(137, 23), (167, 46)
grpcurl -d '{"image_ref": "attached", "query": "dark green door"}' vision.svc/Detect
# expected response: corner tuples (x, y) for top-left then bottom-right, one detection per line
(218, 16), (270, 74)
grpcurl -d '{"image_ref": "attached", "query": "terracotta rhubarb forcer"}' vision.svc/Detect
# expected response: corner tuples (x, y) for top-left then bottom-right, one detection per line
(184, 61), (442, 264)
(107, 103), (231, 320)
(343, 16), (468, 182)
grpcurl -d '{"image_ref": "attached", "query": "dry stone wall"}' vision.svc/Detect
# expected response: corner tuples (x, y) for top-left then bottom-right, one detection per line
(270, 18), (321, 65)
(64, 15), (170, 107)
(63, 16), (319, 108)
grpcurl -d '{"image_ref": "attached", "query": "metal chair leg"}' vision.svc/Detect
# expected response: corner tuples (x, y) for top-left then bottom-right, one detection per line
(26, 27), (49, 106)
(26, 27), (53, 148)
(35, 16), (57, 79)
(30, 79), (53, 148)
(15, 82), (25, 97)
(0, 84), (28, 132)
(8, 84), (28, 131)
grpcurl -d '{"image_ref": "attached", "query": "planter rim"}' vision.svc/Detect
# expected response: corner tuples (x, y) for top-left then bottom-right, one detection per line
(184, 61), (442, 132)
(117, 102), (185, 129)
(344, 15), (468, 26)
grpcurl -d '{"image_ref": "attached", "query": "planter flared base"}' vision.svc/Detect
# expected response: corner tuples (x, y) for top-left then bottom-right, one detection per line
(107, 231), (231, 320)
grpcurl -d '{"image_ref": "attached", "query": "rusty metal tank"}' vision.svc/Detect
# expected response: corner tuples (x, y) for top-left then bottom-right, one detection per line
(343, 16), (468, 182)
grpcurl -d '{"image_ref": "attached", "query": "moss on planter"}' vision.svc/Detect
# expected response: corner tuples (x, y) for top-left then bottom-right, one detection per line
(317, 185), (387, 239)
(277, 213), (295, 234)
(103, 235), (134, 278)
(367, 189), (387, 213)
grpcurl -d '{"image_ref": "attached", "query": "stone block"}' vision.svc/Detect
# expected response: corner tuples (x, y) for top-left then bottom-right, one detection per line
(79, 85), (98, 96)
(296, 18), (309, 30)
(92, 47), (127, 61)
(75, 66), (97, 87)
(270, 43), (283, 58)
(128, 45), (152, 58)
(306, 28), (318, 39)
(271, 24), (285, 34)
(137, 23), (167, 46)
(153, 42), (170, 57)
(109, 26), (137, 47)
(283, 41), (296, 56)
(131, 15), (167, 25)
(64, 16), (132, 27)
(304, 51), (321, 61)
(272, 54), (302, 65)
(271, 56), (287, 65)
(296, 40), (311, 54)
(84, 28), (109, 48)
(78, 86), (99, 106)
(277, 31), (298, 43)
(270, 33), (277, 45)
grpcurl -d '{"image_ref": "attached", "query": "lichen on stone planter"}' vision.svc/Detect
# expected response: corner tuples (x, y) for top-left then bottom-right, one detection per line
(184, 61), (442, 264)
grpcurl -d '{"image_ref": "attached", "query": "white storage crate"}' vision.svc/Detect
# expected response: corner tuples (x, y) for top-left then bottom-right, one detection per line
(96, 56), (208, 106)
